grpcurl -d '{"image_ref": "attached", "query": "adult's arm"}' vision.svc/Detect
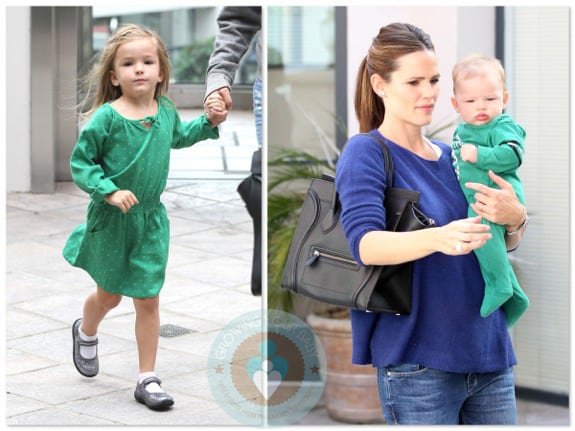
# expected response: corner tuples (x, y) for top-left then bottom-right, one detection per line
(336, 136), (491, 266)
(204, 6), (262, 102)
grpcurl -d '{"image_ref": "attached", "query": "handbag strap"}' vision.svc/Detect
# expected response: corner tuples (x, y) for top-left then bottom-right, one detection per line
(361, 132), (395, 188)
(325, 133), (395, 225)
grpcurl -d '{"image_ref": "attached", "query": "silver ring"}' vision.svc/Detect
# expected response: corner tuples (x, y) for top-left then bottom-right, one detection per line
(455, 241), (463, 253)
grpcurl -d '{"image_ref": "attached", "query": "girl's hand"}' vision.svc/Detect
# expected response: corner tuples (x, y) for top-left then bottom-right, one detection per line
(105, 190), (139, 214)
(465, 170), (525, 228)
(437, 215), (492, 256)
(206, 110), (228, 127)
(206, 93), (226, 112)
(204, 89), (230, 127)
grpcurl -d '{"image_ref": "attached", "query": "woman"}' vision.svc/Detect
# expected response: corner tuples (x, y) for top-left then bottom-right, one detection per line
(335, 23), (528, 425)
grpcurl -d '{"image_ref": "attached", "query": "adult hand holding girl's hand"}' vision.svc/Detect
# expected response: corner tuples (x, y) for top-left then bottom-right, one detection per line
(105, 190), (139, 214)
(437, 215), (492, 256)
(204, 88), (230, 127)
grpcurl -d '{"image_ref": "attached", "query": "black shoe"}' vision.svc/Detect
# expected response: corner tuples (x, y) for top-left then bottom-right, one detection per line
(134, 376), (174, 411)
(72, 318), (99, 377)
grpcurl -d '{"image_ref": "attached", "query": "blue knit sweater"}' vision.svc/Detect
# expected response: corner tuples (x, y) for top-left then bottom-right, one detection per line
(335, 130), (516, 373)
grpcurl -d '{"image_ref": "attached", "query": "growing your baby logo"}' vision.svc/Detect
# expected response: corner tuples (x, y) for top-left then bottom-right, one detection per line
(208, 310), (326, 426)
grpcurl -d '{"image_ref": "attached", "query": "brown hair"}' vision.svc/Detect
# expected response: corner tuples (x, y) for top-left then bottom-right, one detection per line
(452, 54), (506, 94)
(355, 23), (435, 132)
(79, 24), (171, 118)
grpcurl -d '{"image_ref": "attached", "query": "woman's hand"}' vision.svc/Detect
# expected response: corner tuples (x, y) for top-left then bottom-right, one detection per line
(465, 170), (525, 229)
(437, 215), (492, 256)
(105, 190), (139, 214)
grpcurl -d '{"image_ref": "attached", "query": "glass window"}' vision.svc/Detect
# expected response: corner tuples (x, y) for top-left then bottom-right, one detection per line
(268, 7), (334, 69)
(268, 6), (336, 158)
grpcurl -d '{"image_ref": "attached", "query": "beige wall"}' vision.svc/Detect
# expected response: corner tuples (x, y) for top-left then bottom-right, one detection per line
(268, 68), (335, 158)
(6, 7), (31, 192)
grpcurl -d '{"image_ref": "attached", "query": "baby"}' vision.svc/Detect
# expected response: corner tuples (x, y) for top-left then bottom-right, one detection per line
(450, 54), (529, 327)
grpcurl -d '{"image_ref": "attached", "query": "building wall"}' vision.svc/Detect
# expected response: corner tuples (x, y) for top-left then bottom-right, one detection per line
(6, 6), (31, 192)
(509, 6), (570, 395)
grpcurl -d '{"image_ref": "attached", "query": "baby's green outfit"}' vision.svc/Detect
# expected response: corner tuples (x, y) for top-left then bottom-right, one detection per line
(452, 113), (529, 327)
(63, 97), (219, 298)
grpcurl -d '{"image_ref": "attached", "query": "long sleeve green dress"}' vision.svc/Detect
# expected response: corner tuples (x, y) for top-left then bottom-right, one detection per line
(63, 97), (219, 298)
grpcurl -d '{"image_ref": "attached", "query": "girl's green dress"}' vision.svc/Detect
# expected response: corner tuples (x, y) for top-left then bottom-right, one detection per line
(63, 97), (219, 298)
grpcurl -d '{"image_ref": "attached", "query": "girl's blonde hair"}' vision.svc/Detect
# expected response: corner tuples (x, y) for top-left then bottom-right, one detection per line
(79, 23), (171, 118)
(452, 54), (506, 94)
(355, 23), (435, 133)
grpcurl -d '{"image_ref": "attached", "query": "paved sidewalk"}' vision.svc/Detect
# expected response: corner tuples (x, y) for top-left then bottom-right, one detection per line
(5, 110), (262, 426)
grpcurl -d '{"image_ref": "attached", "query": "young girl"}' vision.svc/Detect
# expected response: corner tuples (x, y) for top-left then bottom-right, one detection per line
(63, 24), (226, 411)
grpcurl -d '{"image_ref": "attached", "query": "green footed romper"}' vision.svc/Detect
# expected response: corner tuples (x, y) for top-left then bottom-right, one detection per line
(63, 97), (219, 298)
(451, 113), (529, 327)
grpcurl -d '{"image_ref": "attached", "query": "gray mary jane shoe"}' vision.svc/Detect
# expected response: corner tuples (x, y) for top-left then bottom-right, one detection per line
(72, 318), (99, 377)
(134, 376), (175, 411)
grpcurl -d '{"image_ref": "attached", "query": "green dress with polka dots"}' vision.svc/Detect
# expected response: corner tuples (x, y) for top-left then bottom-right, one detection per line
(63, 97), (219, 298)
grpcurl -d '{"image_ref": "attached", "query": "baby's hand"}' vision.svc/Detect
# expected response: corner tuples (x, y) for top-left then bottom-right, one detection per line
(460, 144), (478, 163)
(105, 190), (139, 214)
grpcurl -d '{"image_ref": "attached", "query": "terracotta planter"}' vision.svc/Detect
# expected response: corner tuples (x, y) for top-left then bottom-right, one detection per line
(307, 313), (385, 424)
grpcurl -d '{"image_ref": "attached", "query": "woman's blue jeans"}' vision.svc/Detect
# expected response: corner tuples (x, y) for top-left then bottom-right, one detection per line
(377, 365), (516, 425)
(252, 77), (262, 147)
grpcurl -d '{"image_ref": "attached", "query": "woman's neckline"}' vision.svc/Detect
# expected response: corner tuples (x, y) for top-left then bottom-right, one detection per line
(374, 130), (441, 161)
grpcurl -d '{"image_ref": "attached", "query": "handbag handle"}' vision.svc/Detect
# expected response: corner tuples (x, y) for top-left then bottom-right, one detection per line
(321, 173), (339, 233)
(321, 134), (395, 233)
(364, 132), (395, 188)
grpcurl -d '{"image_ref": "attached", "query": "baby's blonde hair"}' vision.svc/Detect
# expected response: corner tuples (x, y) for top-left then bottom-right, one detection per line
(79, 24), (171, 118)
(452, 54), (506, 94)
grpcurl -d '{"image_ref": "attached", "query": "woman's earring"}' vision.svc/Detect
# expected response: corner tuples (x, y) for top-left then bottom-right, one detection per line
(380, 91), (385, 97)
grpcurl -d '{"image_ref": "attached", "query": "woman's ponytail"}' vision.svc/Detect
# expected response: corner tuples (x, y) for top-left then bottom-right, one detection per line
(354, 56), (385, 133)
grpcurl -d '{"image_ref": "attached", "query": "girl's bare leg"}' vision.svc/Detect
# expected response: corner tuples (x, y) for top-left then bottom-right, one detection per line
(133, 295), (160, 373)
(131, 295), (174, 409)
(81, 285), (122, 336)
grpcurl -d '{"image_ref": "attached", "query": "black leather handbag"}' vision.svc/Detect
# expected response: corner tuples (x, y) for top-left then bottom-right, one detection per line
(280, 135), (435, 314)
